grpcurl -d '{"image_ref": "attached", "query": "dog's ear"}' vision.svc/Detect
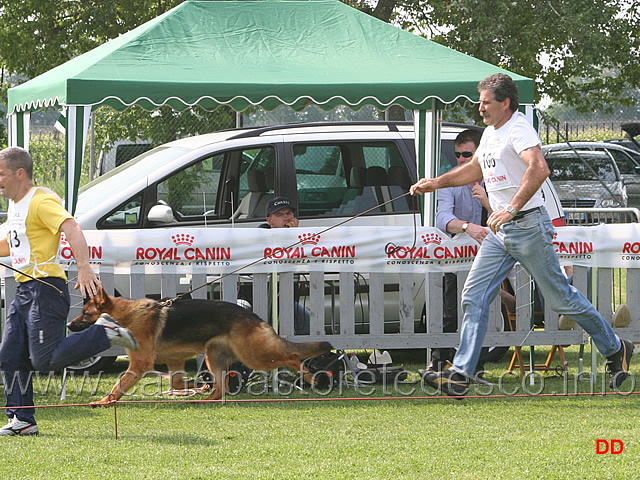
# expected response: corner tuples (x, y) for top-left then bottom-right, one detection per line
(84, 287), (105, 306)
(96, 287), (111, 308)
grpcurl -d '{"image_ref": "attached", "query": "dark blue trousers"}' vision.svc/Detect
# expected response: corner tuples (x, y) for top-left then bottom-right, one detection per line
(0, 278), (111, 424)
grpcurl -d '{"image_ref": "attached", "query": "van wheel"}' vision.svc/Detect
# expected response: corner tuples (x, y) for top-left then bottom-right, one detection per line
(67, 356), (117, 374)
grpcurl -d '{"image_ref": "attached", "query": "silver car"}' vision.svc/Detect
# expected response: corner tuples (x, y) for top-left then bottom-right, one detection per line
(543, 142), (640, 207)
(544, 149), (627, 208)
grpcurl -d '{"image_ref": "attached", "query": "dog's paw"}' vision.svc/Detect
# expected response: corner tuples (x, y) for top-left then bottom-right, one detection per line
(204, 387), (223, 401)
(89, 396), (117, 408)
(196, 384), (211, 394)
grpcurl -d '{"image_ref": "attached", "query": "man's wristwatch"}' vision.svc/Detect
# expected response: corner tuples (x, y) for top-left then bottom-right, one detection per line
(505, 205), (518, 217)
(462, 222), (469, 232)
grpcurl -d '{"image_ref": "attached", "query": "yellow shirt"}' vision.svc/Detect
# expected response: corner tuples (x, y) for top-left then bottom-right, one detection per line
(6, 187), (72, 282)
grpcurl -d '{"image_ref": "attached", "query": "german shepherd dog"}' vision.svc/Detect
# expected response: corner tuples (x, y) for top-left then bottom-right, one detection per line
(68, 289), (333, 405)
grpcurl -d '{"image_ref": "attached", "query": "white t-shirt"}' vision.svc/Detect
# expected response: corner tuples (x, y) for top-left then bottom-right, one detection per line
(476, 112), (545, 212)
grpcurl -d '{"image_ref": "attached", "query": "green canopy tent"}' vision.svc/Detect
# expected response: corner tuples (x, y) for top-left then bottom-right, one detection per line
(7, 0), (534, 218)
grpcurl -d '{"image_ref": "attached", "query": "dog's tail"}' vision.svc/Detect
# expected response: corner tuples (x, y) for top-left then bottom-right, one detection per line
(282, 339), (333, 360)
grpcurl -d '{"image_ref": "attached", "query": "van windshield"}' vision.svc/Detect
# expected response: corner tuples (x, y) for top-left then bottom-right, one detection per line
(75, 146), (188, 216)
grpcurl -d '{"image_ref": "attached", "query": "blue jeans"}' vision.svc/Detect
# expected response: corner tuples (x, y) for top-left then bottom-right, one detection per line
(0, 278), (111, 424)
(452, 207), (621, 377)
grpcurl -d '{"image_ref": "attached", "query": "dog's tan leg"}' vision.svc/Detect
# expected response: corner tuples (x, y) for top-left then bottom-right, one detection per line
(202, 349), (232, 401)
(92, 347), (154, 405)
(203, 370), (224, 400)
(165, 360), (189, 390)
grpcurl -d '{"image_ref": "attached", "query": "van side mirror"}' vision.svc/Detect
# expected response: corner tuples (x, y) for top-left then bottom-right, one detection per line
(147, 204), (175, 223)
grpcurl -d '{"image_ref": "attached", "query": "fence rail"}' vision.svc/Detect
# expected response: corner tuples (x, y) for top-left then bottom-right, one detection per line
(3, 263), (638, 359)
(540, 120), (627, 145)
(2, 210), (640, 360)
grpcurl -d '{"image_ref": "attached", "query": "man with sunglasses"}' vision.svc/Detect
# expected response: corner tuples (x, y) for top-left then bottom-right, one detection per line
(422, 129), (495, 378)
(411, 73), (633, 396)
(438, 129), (489, 244)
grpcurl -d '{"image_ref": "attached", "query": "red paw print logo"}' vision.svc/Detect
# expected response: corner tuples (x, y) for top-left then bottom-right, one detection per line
(298, 233), (320, 245)
(422, 233), (442, 245)
(171, 233), (195, 246)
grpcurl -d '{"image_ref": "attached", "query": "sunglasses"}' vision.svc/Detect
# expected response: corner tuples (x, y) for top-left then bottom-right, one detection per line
(455, 151), (474, 158)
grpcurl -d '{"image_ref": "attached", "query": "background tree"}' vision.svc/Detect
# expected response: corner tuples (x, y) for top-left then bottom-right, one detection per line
(390, 0), (640, 113)
(0, 0), (184, 103)
(1, 0), (638, 121)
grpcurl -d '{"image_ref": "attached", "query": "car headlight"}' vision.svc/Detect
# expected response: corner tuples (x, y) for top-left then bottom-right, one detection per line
(601, 199), (620, 207)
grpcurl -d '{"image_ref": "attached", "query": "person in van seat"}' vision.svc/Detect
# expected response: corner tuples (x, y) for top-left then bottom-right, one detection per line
(411, 73), (634, 396)
(260, 196), (299, 229)
(241, 196), (309, 335)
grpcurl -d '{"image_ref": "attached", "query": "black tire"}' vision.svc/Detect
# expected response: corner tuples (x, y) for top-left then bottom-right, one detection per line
(67, 356), (117, 374)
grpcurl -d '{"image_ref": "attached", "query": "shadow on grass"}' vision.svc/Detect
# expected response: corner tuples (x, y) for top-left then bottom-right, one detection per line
(107, 432), (221, 446)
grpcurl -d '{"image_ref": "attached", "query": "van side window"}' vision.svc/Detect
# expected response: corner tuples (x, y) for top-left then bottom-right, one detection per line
(294, 145), (347, 216)
(157, 154), (224, 217)
(296, 142), (412, 217)
(99, 194), (143, 228)
(231, 147), (275, 220)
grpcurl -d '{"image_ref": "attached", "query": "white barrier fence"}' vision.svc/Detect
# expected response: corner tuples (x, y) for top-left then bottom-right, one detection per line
(2, 224), (640, 354)
(4, 263), (639, 356)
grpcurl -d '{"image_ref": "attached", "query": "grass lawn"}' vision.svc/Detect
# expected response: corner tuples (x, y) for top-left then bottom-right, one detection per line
(1, 345), (639, 479)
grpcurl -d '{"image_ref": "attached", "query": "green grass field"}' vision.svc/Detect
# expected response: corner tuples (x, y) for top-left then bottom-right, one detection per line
(1, 345), (639, 479)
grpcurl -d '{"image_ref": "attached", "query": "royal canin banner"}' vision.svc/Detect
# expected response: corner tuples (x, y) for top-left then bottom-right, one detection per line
(46, 224), (640, 274)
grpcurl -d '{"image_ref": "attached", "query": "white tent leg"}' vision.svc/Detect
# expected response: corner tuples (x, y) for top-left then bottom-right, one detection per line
(412, 101), (441, 228)
(64, 105), (92, 214)
(7, 111), (31, 150)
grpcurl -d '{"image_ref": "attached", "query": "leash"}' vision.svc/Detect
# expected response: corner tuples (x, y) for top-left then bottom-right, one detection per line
(0, 260), (66, 297)
(162, 190), (420, 306)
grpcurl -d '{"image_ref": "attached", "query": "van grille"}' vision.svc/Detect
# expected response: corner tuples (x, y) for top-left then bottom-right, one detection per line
(560, 199), (596, 208)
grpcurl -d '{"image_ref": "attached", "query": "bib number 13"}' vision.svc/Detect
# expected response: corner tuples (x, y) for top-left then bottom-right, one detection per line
(8, 229), (21, 249)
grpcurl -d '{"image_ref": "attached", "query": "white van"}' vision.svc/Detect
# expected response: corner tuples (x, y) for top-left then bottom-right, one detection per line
(70, 122), (564, 370)
(77, 121), (563, 231)
(75, 120), (565, 299)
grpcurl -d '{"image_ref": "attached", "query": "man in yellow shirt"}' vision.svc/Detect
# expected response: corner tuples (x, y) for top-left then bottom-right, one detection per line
(0, 146), (138, 436)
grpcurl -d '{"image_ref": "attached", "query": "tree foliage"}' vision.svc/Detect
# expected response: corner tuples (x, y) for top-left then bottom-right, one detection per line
(29, 132), (67, 196)
(1, 0), (638, 113)
(92, 104), (236, 153)
(0, 0), (184, 103)
(388, 0), (640, 113)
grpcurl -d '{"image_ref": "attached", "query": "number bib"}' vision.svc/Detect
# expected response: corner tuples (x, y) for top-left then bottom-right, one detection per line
(478, 148), (511, 192)
(6, 187), (38, 272)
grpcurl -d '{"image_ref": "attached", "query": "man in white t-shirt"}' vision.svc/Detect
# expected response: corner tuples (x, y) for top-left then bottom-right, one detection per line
(411, 73), (633, 396)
